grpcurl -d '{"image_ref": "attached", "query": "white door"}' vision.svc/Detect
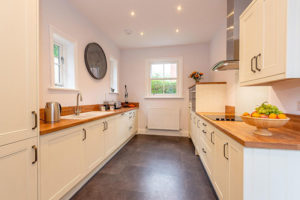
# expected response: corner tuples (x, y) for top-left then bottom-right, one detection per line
(84, 122), (105, 173)
(129, 111), (136, 135)
(191, 114), (197, 146)
(0, 0), (38, 146)
(104, 118), (116, 157)
(132, 110), (138, 133)
(213, 131), (229, 200)
(258, 0), (286, 78)
(240, 0), (263, 83)
(228, 143), (243, 200)
(0, 138), (38, 200)
(195, 117), (202, 151)
(118, 113), (129, 144)
(40, 128), (85, 200)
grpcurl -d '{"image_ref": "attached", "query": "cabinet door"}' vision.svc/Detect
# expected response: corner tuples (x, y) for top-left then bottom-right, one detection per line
(191, 115), (197, 145)
(258, 0), (286, 78)
(0, 138), (38, 200)
(85, 122), (105, 173)
(240, 0), (263, 83)
(40, 128), (85, 200)
(117, 113), (129, 145)
(132, 110), (138, 133)
(213, 131), (229, 200)
(104, 118), (117, 157)
(199, 138), (213, 179)
(128, 111), (135, 136)
(0, 0), (38, 146)
(228, 143), (243, 200)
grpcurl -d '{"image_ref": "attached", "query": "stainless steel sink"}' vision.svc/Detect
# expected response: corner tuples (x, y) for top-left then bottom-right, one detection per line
(61, 111), (114, 120)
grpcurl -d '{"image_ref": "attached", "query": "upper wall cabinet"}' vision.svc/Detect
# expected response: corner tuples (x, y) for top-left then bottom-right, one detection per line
(0, 0), (39, 146)
(240, 0), (300, 86)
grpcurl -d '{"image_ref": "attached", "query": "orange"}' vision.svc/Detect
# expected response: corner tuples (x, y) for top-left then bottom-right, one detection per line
(269, 113), (277, 119)
(252, 112), (260, 118)
(278, 114), (287, 119)
(260, 114), (268, 118)
(242, 112), (250, 116)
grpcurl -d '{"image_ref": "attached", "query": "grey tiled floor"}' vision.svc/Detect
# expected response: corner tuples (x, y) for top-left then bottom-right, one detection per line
(71, 135), (217, 200)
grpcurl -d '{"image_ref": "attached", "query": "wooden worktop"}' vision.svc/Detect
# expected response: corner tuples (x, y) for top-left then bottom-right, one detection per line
(196, 112), (300, 150)
(40, 107), (138, 135)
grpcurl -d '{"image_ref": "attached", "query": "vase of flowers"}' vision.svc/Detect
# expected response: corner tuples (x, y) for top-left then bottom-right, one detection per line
(189, 71), (204, 83)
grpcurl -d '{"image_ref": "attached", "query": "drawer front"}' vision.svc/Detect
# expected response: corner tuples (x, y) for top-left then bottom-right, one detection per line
(199, 137), (213, 178)
(200, 119), (209, 142)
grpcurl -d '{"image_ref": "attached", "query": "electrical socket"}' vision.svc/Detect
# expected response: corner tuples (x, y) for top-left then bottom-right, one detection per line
(298, 101), (300, 111)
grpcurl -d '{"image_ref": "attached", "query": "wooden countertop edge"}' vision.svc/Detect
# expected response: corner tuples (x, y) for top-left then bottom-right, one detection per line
(188, 82), (227, 89)
(196, 113), (300, 150)
(40, 108), (138, 135)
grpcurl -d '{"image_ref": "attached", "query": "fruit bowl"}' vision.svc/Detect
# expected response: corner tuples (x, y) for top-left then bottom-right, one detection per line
(241, 116), (290, 136)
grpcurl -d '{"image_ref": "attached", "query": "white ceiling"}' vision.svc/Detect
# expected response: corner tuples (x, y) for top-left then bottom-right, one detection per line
(68, 0), (226, 49)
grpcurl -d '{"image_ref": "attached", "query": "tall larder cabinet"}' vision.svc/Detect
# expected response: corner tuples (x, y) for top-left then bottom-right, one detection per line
(0, 0), (39, 199)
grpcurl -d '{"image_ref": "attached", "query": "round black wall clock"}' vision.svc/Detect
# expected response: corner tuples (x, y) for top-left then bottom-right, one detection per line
(84, 43), (107, 79)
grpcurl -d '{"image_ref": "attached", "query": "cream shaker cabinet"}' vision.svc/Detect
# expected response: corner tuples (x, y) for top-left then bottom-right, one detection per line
(0, 137), (38, 200)
(104, 117), (117, 157)
(40, 127), (85, 200)
(189, 112), (244, 200)
(84, 122), (105, 173)
(240, 0), (300, 86)
(40, 111), (138, 200)
(0, 0), (39, 199)
(213, 130), (230, 200)
(0, 0), (39, 146)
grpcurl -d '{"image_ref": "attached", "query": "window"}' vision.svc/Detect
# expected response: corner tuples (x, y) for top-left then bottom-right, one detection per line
(49, 26), (78, 91)
(110, 58), (118, 93)
(53, 42), (64, 86)
(146, 57), (183, 98)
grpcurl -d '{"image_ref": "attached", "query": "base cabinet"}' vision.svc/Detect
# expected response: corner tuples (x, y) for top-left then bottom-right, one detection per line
(85, 122), (105, 173)
(40, 127), (85, 200)
(213, 130), (229, 200)
(40, 110), (138, 200)
(189, 112), (243, 200)
(104, 117), (117, 157)
(0, 137), (38, 200)
(190, 111), (300, 200)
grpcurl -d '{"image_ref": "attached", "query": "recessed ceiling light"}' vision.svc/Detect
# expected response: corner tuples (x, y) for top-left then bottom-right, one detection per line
(176, 28), (180, 33)
(177, 5), (182, 11)
(130, 11), (135, 16)
(140, 32), (144, 36)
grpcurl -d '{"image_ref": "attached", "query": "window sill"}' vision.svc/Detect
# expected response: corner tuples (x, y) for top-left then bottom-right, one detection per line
(109, 92), (119, 95)
(48, 87), (79, 92)
(144, 96), (184, 99)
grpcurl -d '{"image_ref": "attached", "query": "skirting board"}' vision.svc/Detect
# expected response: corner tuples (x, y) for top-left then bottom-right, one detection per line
(138, 128), (189, 137)
(61, 133), (136, 200)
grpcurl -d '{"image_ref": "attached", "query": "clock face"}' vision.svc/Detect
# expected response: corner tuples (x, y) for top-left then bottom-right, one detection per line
(84, 43), (107, 80)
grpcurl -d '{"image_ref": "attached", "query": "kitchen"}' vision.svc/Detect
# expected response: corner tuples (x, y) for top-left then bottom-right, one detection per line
(1, 0), (300, 200)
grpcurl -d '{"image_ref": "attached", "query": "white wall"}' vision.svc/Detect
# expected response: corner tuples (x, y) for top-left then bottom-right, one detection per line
(268, 80), (300, 115)
(39, 0), (120, 107)
(209, 22), (300, 115)
(119, 44), (211, 134)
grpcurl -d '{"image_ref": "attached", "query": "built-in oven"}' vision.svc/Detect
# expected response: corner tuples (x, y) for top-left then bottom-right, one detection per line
(189, 86), (196, 112)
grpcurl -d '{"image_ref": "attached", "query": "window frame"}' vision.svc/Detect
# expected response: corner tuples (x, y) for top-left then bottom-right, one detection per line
(53, 41), (64, 87)
(49, 25), (78, 91)
(110, 57), (119, 94)
(145, 57), (183, 98)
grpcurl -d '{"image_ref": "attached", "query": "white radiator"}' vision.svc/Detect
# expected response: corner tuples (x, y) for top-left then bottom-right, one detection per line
(147, 108), (180, 130)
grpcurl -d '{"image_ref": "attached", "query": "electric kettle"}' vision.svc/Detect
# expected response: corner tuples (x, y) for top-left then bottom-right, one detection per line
(44, 102), (62, 123)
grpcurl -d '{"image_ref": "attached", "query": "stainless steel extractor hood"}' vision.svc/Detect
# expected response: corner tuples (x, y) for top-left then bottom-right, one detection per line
(212, 0), (252, 71)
